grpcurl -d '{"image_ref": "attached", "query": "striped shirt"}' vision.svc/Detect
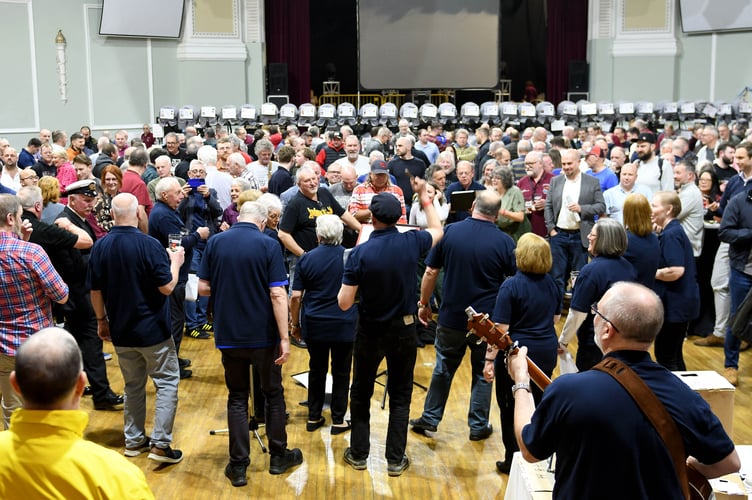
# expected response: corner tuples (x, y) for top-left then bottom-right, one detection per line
(347, 182), (407, 225)
(0, 232), (68, 356)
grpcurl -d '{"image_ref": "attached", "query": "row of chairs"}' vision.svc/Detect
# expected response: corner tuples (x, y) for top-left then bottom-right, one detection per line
(158, 99), (752, 132)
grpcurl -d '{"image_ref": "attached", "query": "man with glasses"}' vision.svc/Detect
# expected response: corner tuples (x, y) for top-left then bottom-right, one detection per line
(507, 281), (739, 499)
(19, 169), (39, 187)
(517, 151), (552, 237)
(164, 133), (185, 171)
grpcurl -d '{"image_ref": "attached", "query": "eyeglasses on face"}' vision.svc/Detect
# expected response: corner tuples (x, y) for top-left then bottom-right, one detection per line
(591, 302), (619, 333)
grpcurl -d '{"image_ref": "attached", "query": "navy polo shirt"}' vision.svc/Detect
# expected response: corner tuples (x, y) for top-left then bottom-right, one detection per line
(570, 255), (637, 340)
(199, 222), (289, 349)
(445, 180), (485, 223)
(149, 200), (200, 282)
(655, 219), (699, 322)
(343, 226), (432, 323)
(87, 226), (172, 348)
(279, 188), (345, 252)
(522, 350), (734, 500)
(426, 217), (516, 330)
(624, 231), (660, 289)
(293, 244), (357, 342)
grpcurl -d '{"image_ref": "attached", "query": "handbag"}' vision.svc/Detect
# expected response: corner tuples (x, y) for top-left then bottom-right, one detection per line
(185, 273), (199, 302)
(593, 357), (712, 500)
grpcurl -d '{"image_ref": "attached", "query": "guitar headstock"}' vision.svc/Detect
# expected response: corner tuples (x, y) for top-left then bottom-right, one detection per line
(465, 306), (512, 351)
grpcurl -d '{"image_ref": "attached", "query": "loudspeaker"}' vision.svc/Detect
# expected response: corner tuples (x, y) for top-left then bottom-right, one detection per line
(568, 60), (589, 92)
(268, 63), (288, 95)
(268, 95), (289, 108)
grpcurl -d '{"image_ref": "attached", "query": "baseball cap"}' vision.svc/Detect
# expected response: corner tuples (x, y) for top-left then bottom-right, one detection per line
(586, 146), (604, 158)
(369, 193), (401, 224)
(636, 132), (656, 144)
(371, 159), (389, 174)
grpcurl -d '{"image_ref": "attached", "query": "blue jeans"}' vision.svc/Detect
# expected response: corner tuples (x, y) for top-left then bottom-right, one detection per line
(549, 230), (587, 312)
(419, 324), (492, 433)
(184, 246), (208, 329)
(725, 268), (752, 368)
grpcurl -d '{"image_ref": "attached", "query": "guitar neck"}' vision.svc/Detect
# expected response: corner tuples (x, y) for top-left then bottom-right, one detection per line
(525, 355), (552, 392)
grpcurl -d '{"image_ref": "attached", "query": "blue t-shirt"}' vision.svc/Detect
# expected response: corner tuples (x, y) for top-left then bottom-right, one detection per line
(343, 226), (432, 322)
(623, 231), (660, 289)
(426, 217), (516, 330)
(199, 222), (289, 348)
(655, 219), (699, 322)
(87, 226), (172, 348)
(293, 244), (357, 342)
(586, 167), (618, 192)
(522, 350), (734, 500)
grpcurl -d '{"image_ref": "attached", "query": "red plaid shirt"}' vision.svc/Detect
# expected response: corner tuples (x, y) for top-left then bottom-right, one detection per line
(0, 232), (68, 356)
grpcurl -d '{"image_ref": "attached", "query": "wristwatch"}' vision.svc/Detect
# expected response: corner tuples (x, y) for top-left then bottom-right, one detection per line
(511, 383), (531, 395)
(417, 300), (429, 309)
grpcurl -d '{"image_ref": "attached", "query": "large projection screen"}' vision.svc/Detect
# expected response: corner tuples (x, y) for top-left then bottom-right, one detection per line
(680, 0), (752, 34)
(100, 0), (185, 38)
(358, 1), (500, 90)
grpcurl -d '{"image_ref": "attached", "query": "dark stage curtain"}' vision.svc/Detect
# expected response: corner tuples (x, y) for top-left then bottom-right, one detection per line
(264, 0), (311, 105)
(546, 0), (589, 104)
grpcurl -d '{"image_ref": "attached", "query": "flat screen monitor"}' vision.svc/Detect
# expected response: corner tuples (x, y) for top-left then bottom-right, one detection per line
(99, 0), (185, 39)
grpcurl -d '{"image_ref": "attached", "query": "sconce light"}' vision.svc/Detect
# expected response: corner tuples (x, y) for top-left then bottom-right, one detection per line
(55, 30), (67, 103)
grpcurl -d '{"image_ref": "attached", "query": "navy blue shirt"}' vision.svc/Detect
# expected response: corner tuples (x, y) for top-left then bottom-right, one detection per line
(199, 222), (288, 349)
(293, 244), (357, 342)
(426, 217), (516, 330)
(719, 190), (752, 274)
(655, 219), (699, 322)
(343, 226), (432, 322)
(87, 226), (172, 348)
(445, 181), (485, 223)
(623, 231), (660, 289)
(268, 167), (294, 196)
(148, 200), (201, 282)
(522, 350), (734, 500)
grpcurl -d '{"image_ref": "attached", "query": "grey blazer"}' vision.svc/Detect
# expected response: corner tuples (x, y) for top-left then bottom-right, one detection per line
(544, 173), (605, 247)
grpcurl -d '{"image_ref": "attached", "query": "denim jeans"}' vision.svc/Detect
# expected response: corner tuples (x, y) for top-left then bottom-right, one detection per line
(419, 324), (491, 433)
(549, 230), (587, 312)
(725, 268), (752, 368)
(184, 246), (208, 329)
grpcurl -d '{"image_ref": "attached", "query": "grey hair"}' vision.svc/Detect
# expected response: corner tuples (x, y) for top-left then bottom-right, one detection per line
(111, 192), (138, 219)
(473, 189), (501, 217)
(238, 200), (268, 224)
(257, 192), (283, 214)
(197, 145), (217, 165)
(600, 282), (664, 343)
(254, 138), (274, 155)
(493, 165), (515, 190)
(591, 218), (627, 257)
(231, 177), (252, 191)
(18, 186), (43, 209)
(0, 194), (20, 222)
(369, 150), (385, 162)
(315, 214), (343, 245)
(296, 163), (320, 184)
(155, 177), (179, 200)
(227, 152), (246, 168)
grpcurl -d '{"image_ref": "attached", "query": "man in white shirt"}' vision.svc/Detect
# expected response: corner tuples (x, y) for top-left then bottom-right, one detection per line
(634, 132), (674, 196)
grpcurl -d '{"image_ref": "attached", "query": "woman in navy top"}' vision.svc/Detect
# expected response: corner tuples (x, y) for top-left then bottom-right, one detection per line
(485, 233), (561, 474)
(622, 193), (660, 289)
(291, 215), (357, 434)
(559, 218), (637, 372)
(651, 191), (699, 371)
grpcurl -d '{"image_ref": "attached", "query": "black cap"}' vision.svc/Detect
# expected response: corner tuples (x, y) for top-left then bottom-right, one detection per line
(65, 180), (97, 197)
(637, 132), (656, 144)
(369, 193), (401, 224)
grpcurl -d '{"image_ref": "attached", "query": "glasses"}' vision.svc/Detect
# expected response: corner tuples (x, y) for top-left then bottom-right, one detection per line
(21, 174), (39, 181)
(189, 169), (206, 174)
(524, 161), (540, 167)
(591, 302), (619, 333)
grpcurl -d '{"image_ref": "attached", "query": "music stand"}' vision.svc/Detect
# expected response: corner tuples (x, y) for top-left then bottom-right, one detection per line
(209, 365), (267, 454)
(375, 370), (428, 410)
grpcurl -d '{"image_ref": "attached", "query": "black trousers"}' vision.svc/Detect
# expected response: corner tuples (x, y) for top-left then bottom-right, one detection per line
(66, 291), (111, 401)
(169, 282), (186, 355)
(306, 339), (354, 424)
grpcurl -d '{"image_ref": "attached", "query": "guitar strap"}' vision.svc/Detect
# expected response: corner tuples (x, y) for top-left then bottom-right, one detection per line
(593, 357), (695, 500)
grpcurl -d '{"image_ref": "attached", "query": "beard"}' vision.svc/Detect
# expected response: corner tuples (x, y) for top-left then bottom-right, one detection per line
(637, 150), (653, 162)
(722, 155), (733, 166)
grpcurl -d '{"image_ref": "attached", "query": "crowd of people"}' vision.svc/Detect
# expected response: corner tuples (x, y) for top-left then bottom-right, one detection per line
(0, 115), (747, 494)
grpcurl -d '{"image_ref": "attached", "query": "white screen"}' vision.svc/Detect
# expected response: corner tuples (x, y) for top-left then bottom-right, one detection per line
(680, 0), (752, 34)
(358, 0), (500, 89)
(100, 0), (185, 39)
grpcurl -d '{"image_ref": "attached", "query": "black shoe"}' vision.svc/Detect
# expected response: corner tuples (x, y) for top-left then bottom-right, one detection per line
(387, 455), (410, 477)
(93, 392), (124, 411)
(306, 417), (325, 432)
(178, 358), (191, 368)
(180, 368), (193, 379)
(290, 336), (307, 349)
(496, 460), (512, 474)
(331, 420), (351, 435)
(225, 463), (248, 487)
(343, 447), (367, 470)
(83, 386), (92, 397)
(409, 418), (437, 434)
(148, 445), (183, 464)
(269, 448), (303, 475)
(469, 424), (493, 441)
(185, 327), (211, 339)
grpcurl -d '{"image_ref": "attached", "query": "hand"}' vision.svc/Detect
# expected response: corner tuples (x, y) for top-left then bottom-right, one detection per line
(483, 360), (495, 383)
(567, 201), (581, 213)
(181, 184), (192, 195)
(274, 338), (290, 365)
(20, 219), (33, 241)
(54, 217), (71, 229)
(219, 221), (230, 231)
(557, 342), (567, 355)
(290, 325), (302, 342)
(507, 345), (530, 383)
(197, 226), (210, 239)
(97, 318), (112, 342)
(197, 185), (210, 198)
(168, 245), (185, 266)
(533, 197), (545, 211)
(418, 304), (432, 326)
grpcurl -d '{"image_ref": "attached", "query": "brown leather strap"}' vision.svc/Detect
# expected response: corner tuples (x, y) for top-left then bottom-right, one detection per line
(593, 357), (691, 500)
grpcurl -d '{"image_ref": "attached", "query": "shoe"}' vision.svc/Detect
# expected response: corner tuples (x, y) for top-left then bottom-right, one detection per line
(694, 335), (725, 347)
(269, 448), (303, 475)
(148, 445), (183, 464)
(185, 327), (211, 339)
(291, 336), (307, 349)
(180, 368), (193, 379)
(124, 440), (151, 457)
(469, 424), (493, 441)
(410, 418), (437, 434)
(343, 447), (367, 470)
(306, 417), (325, 432)
(742, 341), (751, 352)
(387, 455), (410, 477)
(724, 367), (739, 386)
(93, 392), (125, 411)
(224, 463), (248, 487)
(496, 460), (512, 474)
(331, 421), (351, 435)
(103, 352), (113, 361)
(83, 386), (92, 397)
(199, 323), (214, 333)
(178, 358), (191, 368)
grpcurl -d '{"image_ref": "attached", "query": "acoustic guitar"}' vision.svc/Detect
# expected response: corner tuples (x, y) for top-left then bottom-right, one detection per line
(464, 306), (713, 500)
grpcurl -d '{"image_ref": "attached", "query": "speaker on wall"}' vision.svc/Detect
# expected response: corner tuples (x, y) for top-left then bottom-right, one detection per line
(268, 63), (288, 96)
(568, 60), (589, 93)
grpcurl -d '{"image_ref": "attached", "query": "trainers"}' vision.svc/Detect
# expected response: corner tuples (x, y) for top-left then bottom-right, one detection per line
(148, 445), (183, 464)
(387, 455), (410, 477)
(225, 463), (248, 487)
(410, 418), (437, 434)
(185, 328), (211, 339)
(469, 424), (494, 441)
(124, 440), (151, 457)
(269, 448), (303, 475)
(103, 352), (113, 361)
(694, 335), (725, 347)
(724, 367), (739, 386)
(343, 447), (367, 470)
(200, 323), (214, 333)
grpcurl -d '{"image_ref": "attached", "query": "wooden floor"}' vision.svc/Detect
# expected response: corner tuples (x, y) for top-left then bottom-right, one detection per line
(82, 322), (752, 499)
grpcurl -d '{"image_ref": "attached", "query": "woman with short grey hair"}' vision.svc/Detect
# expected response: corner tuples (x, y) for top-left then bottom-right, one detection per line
(492, 165), (530, 242)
